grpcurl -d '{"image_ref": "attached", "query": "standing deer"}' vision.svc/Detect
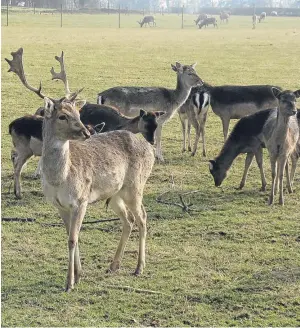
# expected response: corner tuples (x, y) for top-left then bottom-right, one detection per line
(199, 82), (281, 141)
(194, 13), (208, 25)
(220, 11), (230, 23)
(252, 14), (258, 29)
(97, 62), (203, 162)
(137, 15), (156, 27)
(198, 17), (218, 29)
(258, 12), (266, 22)
(6, 48), (155, 291)
(178, 87), (210, 156)
(262, 88), (299, 205)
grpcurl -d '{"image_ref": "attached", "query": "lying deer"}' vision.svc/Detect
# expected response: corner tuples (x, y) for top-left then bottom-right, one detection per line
(97, 62), (203, 162)
(263, 88), (299, 205)
(137, 15), (156, 27)
(199, 82), (280, 140)
(178, 87), (210, 156)
(6, 48), (155, 291)
(198, 17), (218, 29)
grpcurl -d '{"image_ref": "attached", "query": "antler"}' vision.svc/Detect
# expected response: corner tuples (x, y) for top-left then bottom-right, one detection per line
(5, 48), (47, 100)
(50, 51), (71, 98)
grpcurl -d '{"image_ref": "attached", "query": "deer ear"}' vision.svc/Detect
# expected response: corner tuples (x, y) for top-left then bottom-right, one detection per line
(154, 111), (166, 117)
(74, 99), (86, 110)
(171, 64), (177, 72)
(140, 109), (146, 117)
(191, 62), (197, 68)
(44, 97), (55, 118)
(209, 160), (215, 171)
(272, 87), (282, 99)
(294, 90), (300, 98)
(175, 62), (182, 69)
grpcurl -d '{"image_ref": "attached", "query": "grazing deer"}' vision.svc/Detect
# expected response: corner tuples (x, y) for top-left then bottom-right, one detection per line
(198, 17), (218, 29)
(194, 13), (208, 25)
(262, 88), (300, 205)
(97, 62), (203, 162)
(178, 87), (210, 156)
(220, 11), (229, 23)
(199, 82), (280, 140)
(6, 48), (155, 291)
(209, 109), (271, 191)
(258, 12), (266, 22)
(137, 15), (156, 27)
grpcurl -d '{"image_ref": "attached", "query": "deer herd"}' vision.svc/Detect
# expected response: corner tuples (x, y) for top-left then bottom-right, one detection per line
(5, 47), (299, 291)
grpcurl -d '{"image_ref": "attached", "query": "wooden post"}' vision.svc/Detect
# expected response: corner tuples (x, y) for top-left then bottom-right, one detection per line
(60, 4), (63, 27)
(108, 0), (110, 14)
(118, 4), (120, 28)
(181, 5), (184, 29)
(143, 8), (144, 16)
(34, 3), (35, 14)
(6, 0), (9, 26)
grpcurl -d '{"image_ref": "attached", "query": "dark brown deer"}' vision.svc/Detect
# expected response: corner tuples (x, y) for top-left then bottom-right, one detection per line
(137, 15), (156, 27)
(198, 17), (218, 29)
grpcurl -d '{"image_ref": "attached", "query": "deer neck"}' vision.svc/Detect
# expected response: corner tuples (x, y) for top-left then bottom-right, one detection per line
(120, 116), (140, 133)
(216, 139), (240, 172)
(274, 111), (291, 137)
(42, 120), (70, 186)
(173, 76), (193, 109)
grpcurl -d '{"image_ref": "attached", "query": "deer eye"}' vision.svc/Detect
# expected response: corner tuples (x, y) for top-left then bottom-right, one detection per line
(58, 115), (67, 121)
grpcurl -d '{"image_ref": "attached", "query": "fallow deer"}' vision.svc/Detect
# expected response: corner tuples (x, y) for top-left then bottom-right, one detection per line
(198, 17), (218, 29)
(97, 62), (203, 162)
(137, 15), (156, 27)
(6, 48), (155, 291)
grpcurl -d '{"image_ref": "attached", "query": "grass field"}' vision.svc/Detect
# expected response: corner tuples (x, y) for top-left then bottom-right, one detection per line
(1, 12), (300, 327)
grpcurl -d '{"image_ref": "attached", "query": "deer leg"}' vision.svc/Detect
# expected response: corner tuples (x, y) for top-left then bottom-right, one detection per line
(255, 147), (267, 191)
(11, 149), (32, 199)
(221, 117), (230, 142)
(154, 122), (164, 162)
(179, 115), (187, 152)
(200, 113), (208, 157)
(109, 195), (134, 272)
(238, 152), (254, 190)
(187, 121), (192, 152)
(269, 157), (277, 205)
(33, 157), (42, 178)
(127, 202), (147, 275)
(290, 154), (298, 187)
(65, 201), (87, 292)
(278, 158), (287, 205)
(285, 159), (293, 194)
(191, 119), (200, 156)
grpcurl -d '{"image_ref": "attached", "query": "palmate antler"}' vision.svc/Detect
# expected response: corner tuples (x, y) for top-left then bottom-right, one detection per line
(5, 48), (83, 103)
(50, 51), (83, 102)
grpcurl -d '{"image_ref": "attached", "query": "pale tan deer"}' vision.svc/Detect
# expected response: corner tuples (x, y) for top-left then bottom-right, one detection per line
(6, 48), (155, 291)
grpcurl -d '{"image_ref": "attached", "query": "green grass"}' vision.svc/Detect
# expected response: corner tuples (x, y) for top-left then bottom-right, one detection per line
(1, 13), (300, 327)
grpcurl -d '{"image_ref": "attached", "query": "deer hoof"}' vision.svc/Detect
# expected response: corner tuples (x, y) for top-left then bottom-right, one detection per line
(108, 262), (120, 273)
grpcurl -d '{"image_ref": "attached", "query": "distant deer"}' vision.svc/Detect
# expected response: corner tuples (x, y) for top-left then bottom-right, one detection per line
(270, 11), (278, 16)
(220, 11), (230, 23)
(252, 14), (258, 29)
(194, 13), (208, 25)
(137, 15), (156, 27)
(6, 48), (155, 291)
(258, 12), (266, 22)
(198, 17), (218, 29)
(199, 82), (280, 140)
(262, 88), (299, 205)
(97, 62), (203, 162)
(178, 87), (210, 156)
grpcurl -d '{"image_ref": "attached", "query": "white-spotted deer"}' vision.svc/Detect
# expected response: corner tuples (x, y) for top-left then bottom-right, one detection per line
(6, 48), (155, 291)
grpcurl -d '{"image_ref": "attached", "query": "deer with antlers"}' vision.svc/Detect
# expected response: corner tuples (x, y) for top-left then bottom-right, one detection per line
(6, 48), (155, 291)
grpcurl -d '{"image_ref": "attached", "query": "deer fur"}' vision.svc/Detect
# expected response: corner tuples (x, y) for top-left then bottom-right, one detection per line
(194, 13), (208, 25)
(97, 62), (203, 162)
(79, 104), (164, 145)
(258, 12), (266, 22)
(178, 87), (210, 156)
(198, 17), (218, 29)
(137, 15), (156, 27)
(38, 97), (155, 291)
(200, 82), (280, 140)
(262, 88), (300, 205)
